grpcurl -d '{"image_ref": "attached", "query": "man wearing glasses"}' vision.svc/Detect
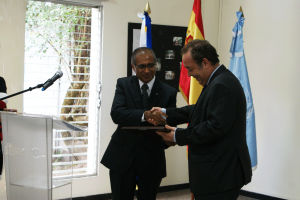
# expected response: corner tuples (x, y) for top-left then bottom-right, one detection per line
(101, 47), (177, 200)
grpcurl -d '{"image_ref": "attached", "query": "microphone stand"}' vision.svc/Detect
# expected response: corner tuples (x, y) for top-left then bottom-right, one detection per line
(0, 83), (44, 101)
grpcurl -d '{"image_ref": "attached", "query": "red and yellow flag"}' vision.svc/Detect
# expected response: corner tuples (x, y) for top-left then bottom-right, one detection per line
(179, 0), (205, 105)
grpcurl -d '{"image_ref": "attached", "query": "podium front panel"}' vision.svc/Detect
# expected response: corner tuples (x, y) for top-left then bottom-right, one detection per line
(0, 112), (78, 200)
(10, 185), (50, 200)
(1, 114), (53, 200)
(6, 116), (51, 189)
(1, 112), (76, 199)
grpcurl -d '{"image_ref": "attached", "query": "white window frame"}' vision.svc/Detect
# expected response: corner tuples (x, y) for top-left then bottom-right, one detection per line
(23, 1), (103, 179)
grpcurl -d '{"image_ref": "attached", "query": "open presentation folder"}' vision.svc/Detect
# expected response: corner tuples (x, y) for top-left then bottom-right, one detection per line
(121, 126), (170, 132)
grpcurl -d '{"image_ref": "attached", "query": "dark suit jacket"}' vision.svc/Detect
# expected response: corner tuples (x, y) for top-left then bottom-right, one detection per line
(167, 65), (252, 194)
(0, 76), (6, 176)
(0, 77), (6, 95)
(101, 76), (177, 180)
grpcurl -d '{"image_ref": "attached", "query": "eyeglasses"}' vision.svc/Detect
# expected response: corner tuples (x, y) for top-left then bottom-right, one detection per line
(135, 63), (156, 70)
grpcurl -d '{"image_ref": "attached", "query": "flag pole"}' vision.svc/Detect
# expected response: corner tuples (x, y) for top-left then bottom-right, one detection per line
(145, 1), (151, 14)
(239, 6), (244, 17)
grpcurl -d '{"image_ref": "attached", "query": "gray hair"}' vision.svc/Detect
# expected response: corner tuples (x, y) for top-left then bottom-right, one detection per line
(131, 47), (157, 65)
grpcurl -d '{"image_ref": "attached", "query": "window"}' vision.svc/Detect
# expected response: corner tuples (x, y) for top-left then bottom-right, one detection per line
(24, 1), (102, 178)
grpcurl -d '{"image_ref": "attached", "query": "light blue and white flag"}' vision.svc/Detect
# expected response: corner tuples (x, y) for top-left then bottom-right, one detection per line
(229, 11), (258, 170)
(137, 11), (152, 48)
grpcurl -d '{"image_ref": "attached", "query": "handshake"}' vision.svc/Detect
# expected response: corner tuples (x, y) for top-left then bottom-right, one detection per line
(144, 107), (166, 126)
(144, 107), (177, 147)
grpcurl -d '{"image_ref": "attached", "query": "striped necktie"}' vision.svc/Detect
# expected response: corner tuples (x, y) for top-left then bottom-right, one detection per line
(141, 84), (149, 110)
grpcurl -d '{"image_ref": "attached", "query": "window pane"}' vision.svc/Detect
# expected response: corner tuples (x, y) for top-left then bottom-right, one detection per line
(24, 1), (101, 178)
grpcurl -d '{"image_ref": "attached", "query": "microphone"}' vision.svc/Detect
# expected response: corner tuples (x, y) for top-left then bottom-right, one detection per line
(42, 71), (63, 91)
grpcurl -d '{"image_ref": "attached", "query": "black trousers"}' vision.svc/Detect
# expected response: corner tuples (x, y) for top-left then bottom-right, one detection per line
(194, 187), (241, 200)
(109, 159), (162, 200)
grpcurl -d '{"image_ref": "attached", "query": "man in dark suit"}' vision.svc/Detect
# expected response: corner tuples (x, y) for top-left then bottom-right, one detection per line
(0, 76), (6, 179)
(154, 40), (252, 200)
(101, 47), (177, 200)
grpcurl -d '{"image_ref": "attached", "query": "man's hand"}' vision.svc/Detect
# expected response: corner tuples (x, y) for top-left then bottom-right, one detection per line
(144, 110), (167, 125)
(147, 118), (159, 126)
(3, 108), (17, 112)
(156, 124), (175, 142)
(150, 107), (162, 112)
(147, 107), (164, 125)
(0, 108), (17, 123)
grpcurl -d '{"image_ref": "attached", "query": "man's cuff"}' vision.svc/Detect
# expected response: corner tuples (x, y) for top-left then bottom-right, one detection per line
(173, 128), (177, 142)
(141, 113), (145, 122)
(161, 108), (166, 120)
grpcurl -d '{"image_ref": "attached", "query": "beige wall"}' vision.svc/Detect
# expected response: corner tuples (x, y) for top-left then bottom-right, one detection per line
(0, 0), (26, 112)
(0, 1), (27, 199)
(218, 0), (300, 199)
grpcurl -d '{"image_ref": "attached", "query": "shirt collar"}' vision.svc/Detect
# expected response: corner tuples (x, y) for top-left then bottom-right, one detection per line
(207, 64), (222, 85)
(138, 76), (155, 91)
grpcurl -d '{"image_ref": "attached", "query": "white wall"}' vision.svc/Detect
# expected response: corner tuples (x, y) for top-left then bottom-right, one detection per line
(218, 0), (300, 199)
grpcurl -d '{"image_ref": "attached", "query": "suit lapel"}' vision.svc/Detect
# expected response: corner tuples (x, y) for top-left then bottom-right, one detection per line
(188, 98), (200, 125)
(188, 65), (227, 125)
(209, 65), (226, 84)
(128, 76), (143, 109)
(147, 78), (163, 110)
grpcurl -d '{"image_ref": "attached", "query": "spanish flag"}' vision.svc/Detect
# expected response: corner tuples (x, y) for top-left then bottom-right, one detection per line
(179, 0), (205, 105)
